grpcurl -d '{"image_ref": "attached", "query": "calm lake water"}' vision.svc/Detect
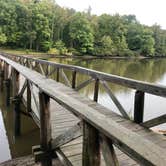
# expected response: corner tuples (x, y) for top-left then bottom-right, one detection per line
(0, 57), (166, 162)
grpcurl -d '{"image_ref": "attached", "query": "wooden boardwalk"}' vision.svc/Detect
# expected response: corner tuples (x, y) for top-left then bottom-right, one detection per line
(0, 53), (166, 166)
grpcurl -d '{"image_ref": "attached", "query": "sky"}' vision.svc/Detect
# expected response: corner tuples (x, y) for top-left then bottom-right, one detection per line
(56, 0), (166, 29)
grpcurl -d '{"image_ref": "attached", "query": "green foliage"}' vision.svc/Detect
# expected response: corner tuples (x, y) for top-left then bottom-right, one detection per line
(53, 40), (68, 54)
(0, 0), (166, 56)
(68, 13), (94, 54)
(0, 28), (7, 44)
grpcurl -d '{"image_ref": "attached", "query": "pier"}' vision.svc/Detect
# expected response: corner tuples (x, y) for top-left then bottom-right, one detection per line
(0, 52), (165, 166)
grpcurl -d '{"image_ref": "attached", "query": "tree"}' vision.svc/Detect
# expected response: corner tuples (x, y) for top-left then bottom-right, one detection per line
(69, 13), (94, 54)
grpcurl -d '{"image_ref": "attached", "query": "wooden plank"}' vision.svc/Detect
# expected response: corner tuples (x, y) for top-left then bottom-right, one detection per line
(27, 80), (31, 113)
(134, 91), (144, 123)
(12, 68), (21, 136)
(100, 134), (119, 166)
(100, 80), (129, 119)
(75, 78), (94, 91)
(51, 122), (82, 149)
(72, 70), (76, 89)
(141, 114), (166, 128)
(94, 78), (99, 102)
(46, 67), (57, 78)
(60, 69), (71, 87)
(56, 149), (73, 166)
(82, 121), (100, 166)
(18, 79), (27, 97)
(56, 68), (59, 82)
(39, 63), (45, 75)
(39, 91), (52, 166)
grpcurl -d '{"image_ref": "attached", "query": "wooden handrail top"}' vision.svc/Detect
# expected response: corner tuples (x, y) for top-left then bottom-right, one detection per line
(1, 52), (166, 97)
(0, 55), (166, 165)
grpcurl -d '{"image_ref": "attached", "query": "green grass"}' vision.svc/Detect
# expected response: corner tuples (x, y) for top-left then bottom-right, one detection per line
(0, 47), (46, 56)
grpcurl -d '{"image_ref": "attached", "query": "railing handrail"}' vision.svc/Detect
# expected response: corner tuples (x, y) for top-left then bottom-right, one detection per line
(1, 52), (166, 97)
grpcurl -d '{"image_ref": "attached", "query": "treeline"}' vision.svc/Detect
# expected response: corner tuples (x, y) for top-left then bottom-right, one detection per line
(0, 0), (166, 56)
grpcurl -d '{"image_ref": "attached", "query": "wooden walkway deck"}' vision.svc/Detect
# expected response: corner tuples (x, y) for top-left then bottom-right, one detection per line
(0, 53), (166, 166)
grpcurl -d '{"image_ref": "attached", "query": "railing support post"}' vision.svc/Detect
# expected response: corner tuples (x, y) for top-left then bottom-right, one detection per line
(0, 63), (4, 92)
(39, 91), (52, 166)
(12, 68), (21, 136)
(134, 90), (145, 123)
(72, 70), (76, 89)
(56, 68), (59, 82)
(94, 78), (99, 102)
(83, 121), (100, 166)
(4, 63), (11, 106)
(27, 80), (31, 113)
(4, 78), (10, 106)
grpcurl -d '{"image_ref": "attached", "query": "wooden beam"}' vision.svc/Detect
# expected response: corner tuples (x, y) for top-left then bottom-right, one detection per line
(27, 80), (31, 113)
(100, 80), (129, 119)
(72, 70), (77, 89)
(60, 69), (71, 87)
(56, 68), (59, 82)
(83, 121), (100, 166)
(51, 121), (82, 149)
(100, 134), (119, 166)
(18, 79), (27, 97)
(39, 91), (52, 166)
(94, 78), (99, 102)
(141, 114), (166, 128)
(39, 63), (45, 75)
(56, 149), (73, 166)
(134, 90), (145, 123)
(12, 68), (21, 136)
(75, 78), (94, 91)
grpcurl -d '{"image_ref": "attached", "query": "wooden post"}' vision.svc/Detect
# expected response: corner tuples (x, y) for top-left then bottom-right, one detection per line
(39, 91), (52, 166)
(134, 90), (145, 123)
(83, 121), (100, 166)
(12, 68), (21, 136)
(4, 78), (10, 106)
(72, 70), (76, 89)
(4, 63), (10, 106)
(27, 80), (31, 113)
(0, 62), (4, 92)
(56, 68), (59, 82)
(94, 78), (99, 102)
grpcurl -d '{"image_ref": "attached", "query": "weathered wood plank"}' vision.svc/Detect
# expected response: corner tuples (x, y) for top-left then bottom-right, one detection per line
(100, 134), (119, 166)
(141, 114), (166, 128)
(51, 122), (82, 149)
(27, 80), (31, 113)
(75, 78), (94, 91)
(39, 91), (52, 166)
(94, 78), (99, 102)
(100, 80), (129, 119)
(82, 121), (100, 166)
(72, 70), (76, 89)
(134, 91), (145, 123)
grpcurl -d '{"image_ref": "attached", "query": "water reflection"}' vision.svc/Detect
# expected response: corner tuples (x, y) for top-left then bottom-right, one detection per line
(0, 90), (40, 163)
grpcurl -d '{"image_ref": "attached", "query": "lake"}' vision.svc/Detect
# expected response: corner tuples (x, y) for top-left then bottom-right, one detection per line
(0, 57), (166, 163)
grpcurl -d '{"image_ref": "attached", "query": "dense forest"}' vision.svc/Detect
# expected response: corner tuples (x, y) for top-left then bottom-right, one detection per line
(0, 0), (166, 56)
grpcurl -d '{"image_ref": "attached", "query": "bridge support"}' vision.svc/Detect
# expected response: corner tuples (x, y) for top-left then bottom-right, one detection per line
(12, 68), (21, 136)
(0, 60), (4, 92)
(39, 91), (52, 166)
(4, 78), (10, 106)
(134, 90), (145, 123)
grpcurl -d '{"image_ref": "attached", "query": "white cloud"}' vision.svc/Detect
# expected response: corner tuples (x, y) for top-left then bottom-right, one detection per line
(56, 0), (166, 29)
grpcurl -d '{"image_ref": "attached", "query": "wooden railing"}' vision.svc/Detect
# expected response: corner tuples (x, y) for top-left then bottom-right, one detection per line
(1, 52), (165, 128)
(0, 53), (166, 166)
